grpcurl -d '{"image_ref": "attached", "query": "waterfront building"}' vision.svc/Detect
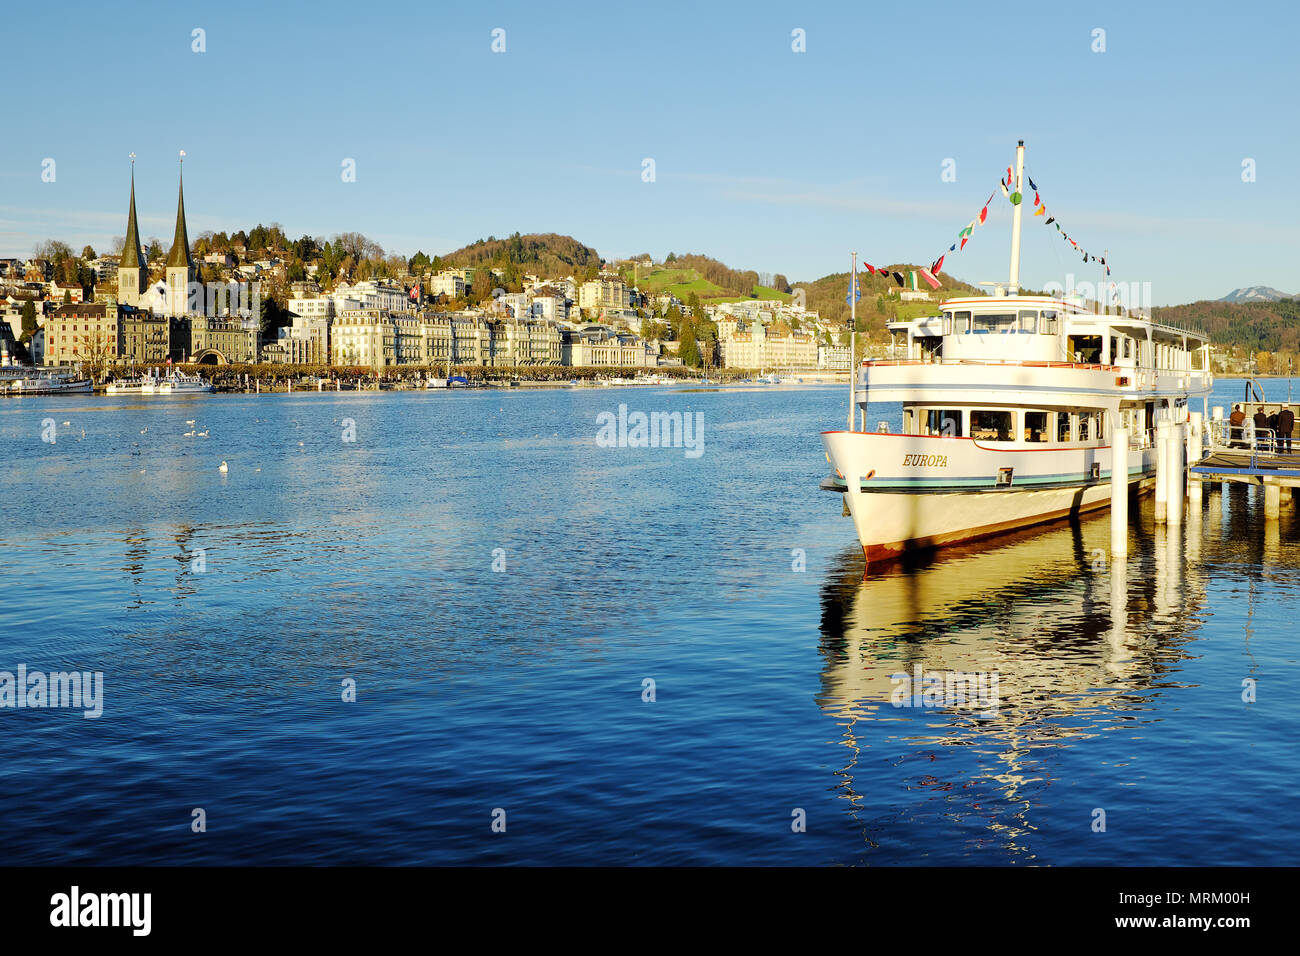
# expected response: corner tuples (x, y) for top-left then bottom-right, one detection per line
(562, 325), (653, 367)
(187, 314), (258, 364)
(493, 317), (563, 366)
(331, 309), (396, 368)
(44, 302), (122, 366)
(720, 321), (818, 369)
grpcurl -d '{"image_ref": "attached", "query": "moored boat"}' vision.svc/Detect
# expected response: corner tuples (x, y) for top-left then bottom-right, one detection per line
(821, 141), (1213, 566)
(1, 369), (92, 395)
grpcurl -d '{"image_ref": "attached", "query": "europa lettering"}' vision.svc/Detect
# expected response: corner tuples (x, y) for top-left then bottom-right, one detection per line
(902, 454), (948, 467)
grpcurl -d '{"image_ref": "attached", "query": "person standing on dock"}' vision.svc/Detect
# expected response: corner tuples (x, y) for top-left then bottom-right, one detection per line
(1230, 405), (1246, 448)
(1254, 408), (1270, 452)
(1278, 406), (1295, 454)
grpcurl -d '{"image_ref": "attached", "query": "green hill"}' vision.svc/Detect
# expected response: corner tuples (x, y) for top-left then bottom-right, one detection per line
(441, 232), (600, 278)
(1151, 298), (1300, 353)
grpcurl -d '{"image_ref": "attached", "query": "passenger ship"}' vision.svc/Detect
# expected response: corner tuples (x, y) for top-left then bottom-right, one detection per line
(106, 369), (214, 395)
(821, 141), (1213, 565)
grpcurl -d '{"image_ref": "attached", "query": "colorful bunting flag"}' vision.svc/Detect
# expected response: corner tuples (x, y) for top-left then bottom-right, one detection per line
(1000, 179), (1010, 199)
(891, 271), (904, 287)
(931, 255), (945, 275)
(1028, 175), (1037, 191)
(1034, 204), (1046, 217)
(918, 267), (942, 290)
(978, 206), (988, 224)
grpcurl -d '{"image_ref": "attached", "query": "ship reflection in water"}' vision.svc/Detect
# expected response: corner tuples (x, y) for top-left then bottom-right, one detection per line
(815, 501), (1226, 863)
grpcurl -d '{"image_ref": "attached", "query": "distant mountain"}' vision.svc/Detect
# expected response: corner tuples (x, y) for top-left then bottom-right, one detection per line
(1220, 286), (1295, 303)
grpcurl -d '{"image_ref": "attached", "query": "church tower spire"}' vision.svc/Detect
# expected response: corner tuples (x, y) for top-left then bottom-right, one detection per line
(165, 150), (198, 316)
(117, 153), (147, 307)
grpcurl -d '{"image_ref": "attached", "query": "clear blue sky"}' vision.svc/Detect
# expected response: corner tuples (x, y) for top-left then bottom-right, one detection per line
(3, 0), (1296, 304)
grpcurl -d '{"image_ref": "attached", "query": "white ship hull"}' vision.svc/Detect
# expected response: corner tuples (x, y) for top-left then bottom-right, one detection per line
(822, 431), (1157, 563)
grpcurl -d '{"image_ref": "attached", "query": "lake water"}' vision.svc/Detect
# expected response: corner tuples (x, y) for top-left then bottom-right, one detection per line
(0, 378), (1296, 865)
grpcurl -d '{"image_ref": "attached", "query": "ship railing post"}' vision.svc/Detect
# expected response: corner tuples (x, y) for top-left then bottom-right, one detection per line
(1167, 421), (1185, 526)
(1155, 419), (1169, 523)
(1110, 424), (1128, 557)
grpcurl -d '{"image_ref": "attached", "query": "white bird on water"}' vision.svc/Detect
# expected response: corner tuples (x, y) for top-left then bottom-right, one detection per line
(61, 420), (70, 426)
(197, 429), (209, 437)
(218, 461), (229, 473)
(185, 420), (195, 425)
(184, 429), (196, 437)
(139, 427), (148, 434)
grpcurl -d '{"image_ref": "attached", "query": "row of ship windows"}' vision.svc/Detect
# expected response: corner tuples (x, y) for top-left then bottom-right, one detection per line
(907, 407), (1106, 443)
(942, 310), (1058, 334)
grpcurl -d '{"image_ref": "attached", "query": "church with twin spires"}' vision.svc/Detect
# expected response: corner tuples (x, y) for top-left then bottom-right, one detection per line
(111, 155), (257, 364)
(117, 156), (199, 318)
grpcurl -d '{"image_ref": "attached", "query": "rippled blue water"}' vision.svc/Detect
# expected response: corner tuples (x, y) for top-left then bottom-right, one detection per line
(0, 378), (1297, 865)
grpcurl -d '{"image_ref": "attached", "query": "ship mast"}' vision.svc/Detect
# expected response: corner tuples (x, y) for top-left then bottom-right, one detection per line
(1008, 140), (1025, 293)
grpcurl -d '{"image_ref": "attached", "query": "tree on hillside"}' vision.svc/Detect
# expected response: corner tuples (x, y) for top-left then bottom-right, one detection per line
(81, 245), (96, 260)
(34, 239), (72, 263)
(678, 322), (701, 368)
(19, 301), (38, 342)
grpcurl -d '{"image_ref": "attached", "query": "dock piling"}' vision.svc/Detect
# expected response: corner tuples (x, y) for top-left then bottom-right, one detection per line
(1265, 480), (1282, 519)
(1155, 420), (1169, 523)
(1110, 426), (1128, 557)
(1167, 423), (1185, 526)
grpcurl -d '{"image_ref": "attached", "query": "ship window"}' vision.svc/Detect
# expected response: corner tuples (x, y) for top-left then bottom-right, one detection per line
(971, 410), (1013, 441)
(924, 408), (962, 437)
(1079, 412), (1097, 442)
(973, 312), (1015, 333)
(1017, 310), (1038, 332)
(1058, 413), (1073, 442)
(1024, 410), (1049, 442)
(1040, 311), (1058, 334)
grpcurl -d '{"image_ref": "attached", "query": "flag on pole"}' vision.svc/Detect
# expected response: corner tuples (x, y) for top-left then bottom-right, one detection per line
(918, 267), (941, 290)
(846, 263), (861, 304)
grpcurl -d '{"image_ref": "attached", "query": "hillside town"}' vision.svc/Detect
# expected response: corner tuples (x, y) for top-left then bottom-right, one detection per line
(0, 165), (855, 378)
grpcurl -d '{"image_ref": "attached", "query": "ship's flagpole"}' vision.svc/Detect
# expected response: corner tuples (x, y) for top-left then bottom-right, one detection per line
(848, 251), (857, 431)
(1009, 140), (1026, 292)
